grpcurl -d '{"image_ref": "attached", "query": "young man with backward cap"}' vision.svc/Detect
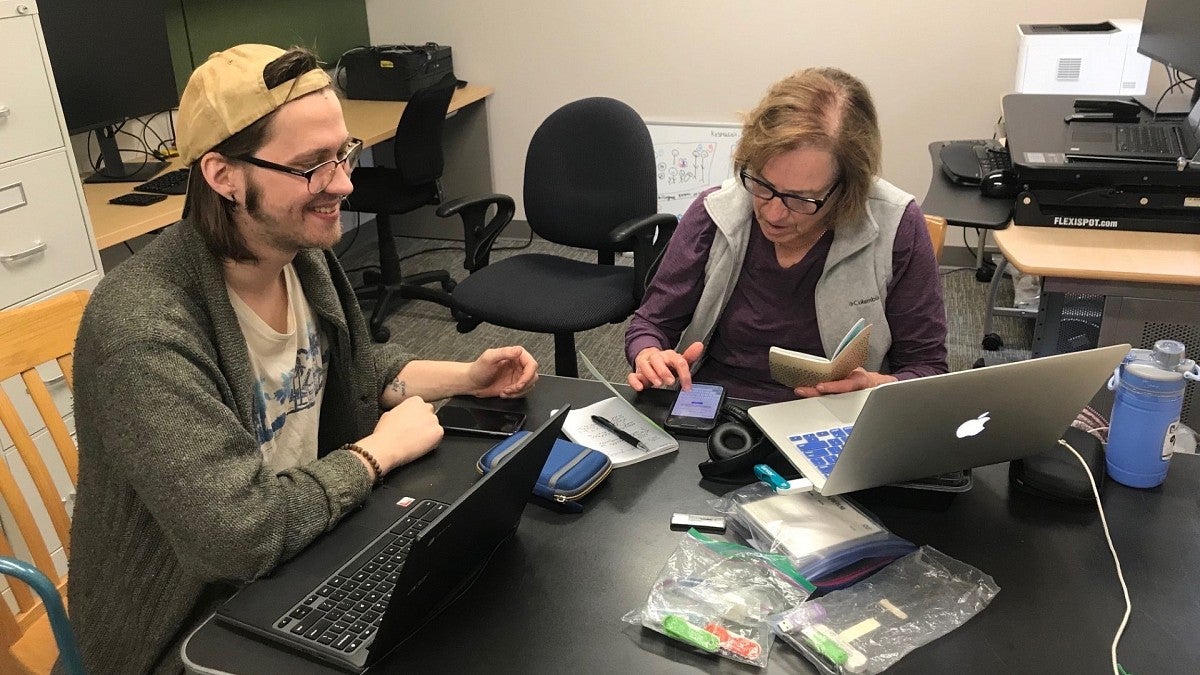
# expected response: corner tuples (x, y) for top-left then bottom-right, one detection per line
(65, 44), (538, 673)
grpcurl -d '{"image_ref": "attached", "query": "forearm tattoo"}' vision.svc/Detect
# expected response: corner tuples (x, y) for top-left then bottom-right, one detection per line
(390, 378), (406, 398)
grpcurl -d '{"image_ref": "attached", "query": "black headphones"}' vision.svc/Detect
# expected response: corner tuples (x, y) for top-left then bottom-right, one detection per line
(699, 403), (800, 484)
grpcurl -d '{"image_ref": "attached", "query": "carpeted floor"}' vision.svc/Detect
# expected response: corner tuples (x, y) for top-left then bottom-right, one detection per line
(337, 226), (1034, 383)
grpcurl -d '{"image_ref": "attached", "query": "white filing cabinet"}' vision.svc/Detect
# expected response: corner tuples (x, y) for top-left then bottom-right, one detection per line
(0, 0), (103, 610)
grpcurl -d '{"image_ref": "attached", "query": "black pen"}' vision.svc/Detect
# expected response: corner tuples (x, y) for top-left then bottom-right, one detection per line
(590, 415), (650, 452)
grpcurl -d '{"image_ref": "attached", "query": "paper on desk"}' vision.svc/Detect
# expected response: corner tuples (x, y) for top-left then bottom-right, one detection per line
(561, 353), (678, 467)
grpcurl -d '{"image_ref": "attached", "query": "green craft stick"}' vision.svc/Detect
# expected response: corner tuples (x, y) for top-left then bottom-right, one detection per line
(662, 614), (720, 653)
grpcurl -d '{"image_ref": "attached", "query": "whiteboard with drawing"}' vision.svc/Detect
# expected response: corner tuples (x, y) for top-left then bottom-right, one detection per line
(646, 121), (742, 217)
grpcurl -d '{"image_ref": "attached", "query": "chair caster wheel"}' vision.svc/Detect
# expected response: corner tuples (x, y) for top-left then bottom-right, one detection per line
(372, 326), (391, 343)
(982, 333), (1003, 351)
(441, 279), (457, 293)
(455, 314), (482, 333)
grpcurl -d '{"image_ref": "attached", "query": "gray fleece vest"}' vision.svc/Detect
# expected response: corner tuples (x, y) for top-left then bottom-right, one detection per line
(676, 176), (914, 373)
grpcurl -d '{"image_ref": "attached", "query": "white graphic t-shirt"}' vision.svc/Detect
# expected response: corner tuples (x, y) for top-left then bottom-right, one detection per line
(227, 264), (329, 473)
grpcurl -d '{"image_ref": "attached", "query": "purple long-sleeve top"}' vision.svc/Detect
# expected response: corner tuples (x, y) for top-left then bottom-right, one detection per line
(626, 194), (948, 403)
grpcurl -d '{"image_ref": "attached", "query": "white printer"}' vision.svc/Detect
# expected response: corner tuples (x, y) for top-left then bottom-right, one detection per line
(1015, 19), (1151, 95)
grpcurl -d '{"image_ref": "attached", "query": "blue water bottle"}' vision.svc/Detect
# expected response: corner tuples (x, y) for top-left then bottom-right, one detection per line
(1105, 340), (1199, 488)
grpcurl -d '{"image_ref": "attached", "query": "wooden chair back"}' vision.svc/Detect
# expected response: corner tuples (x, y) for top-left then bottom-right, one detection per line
(925, 214), (947, 263)
(0, 290), (88, 669)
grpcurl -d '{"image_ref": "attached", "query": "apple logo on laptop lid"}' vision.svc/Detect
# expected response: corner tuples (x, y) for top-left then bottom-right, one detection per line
(956, 412), (990, 439)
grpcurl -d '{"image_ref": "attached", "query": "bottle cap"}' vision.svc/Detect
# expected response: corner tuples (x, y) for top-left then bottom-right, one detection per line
(1152, 340), (1185, 371)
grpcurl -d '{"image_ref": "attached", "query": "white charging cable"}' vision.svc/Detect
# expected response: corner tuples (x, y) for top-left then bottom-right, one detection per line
(1057, 437), (1131, 675)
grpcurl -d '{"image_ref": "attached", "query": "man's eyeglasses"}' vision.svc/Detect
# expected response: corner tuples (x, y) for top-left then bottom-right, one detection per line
(739, 170), (839, 215)
(234, 139), (363, 194)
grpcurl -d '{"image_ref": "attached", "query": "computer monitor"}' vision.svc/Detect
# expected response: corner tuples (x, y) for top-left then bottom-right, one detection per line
(1138, 0), (1200, 92)
(39, 0), (180, 183)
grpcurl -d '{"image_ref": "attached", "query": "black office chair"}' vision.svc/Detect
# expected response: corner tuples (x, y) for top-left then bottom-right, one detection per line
(434, 97), (677, 377)
(343, 73), (459, 343)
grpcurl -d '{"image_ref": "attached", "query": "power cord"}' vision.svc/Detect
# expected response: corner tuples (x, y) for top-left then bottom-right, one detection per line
(939, 266), (976, 278)
(1151, 64), (1197, 119)
(961, 227), (996, 282)
(341, 231), (538, 275)
(1057, 436), (1130, 675)
(137, 111), (171, 161)
(395, 229), (536, 252)
(399, 245), (461, 263)
(393, 230), (537, 264)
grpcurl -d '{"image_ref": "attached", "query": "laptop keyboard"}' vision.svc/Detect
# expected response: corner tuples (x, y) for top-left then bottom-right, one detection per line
(1116, 125), (1173, 154)
(788, 426), (854, 477)
(271, 499), (448, 655)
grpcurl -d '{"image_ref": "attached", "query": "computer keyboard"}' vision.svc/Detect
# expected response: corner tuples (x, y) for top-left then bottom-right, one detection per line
(787, 426), (854, 477)
(975, 144), (1012, 175)
(108, 192), (167, 206)
(1115, 124), (1172, 154)
(133, 168), (189, 195)
(272, 498), (448, 655)
(938, 141), (1012, 185)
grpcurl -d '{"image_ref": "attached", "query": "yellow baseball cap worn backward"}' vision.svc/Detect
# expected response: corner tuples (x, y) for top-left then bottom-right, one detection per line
(175, 44), (332, 165)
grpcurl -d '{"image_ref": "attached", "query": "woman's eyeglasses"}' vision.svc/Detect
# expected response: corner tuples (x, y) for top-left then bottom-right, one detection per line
(739, 170), (839, 215)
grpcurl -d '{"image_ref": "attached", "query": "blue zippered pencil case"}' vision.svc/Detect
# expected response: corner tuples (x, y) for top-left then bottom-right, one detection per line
(476, 431), (612, 512)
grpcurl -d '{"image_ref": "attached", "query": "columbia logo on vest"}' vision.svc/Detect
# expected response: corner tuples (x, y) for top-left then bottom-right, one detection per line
(849, 296), (880, 307)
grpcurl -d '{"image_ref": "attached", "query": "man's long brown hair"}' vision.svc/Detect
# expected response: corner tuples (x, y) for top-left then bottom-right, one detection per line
(185, 47), (327, 262)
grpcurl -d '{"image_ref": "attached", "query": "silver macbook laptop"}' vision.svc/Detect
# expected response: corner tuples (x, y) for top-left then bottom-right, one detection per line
(747, 345), (1129, 496)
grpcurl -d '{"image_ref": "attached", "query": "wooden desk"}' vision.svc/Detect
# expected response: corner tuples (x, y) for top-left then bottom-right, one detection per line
(995, 224), (1200, 427)
(84, 84), (493, 250)
(993, 225), (1200, 286)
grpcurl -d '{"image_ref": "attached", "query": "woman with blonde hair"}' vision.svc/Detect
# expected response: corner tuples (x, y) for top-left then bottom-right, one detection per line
(626, 67), (947, 402)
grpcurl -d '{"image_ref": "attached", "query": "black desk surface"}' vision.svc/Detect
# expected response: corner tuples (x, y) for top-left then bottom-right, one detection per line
(183, 376), (1200, 674)
(922, 141), (1014, 230)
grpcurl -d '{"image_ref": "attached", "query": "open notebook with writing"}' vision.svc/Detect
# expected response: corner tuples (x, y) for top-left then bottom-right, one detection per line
(561, 352), (677, 467)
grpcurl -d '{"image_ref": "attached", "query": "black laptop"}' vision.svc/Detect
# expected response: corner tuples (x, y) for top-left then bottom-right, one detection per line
(213, 407), (568, 672)
(1000, 92), (1200, 164)
(1064, 101), (1200, 163)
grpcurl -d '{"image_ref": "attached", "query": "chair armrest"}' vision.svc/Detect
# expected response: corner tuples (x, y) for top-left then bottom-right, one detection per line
(436, 194), (517, 273)
(609, 213), (678, 247)
(608, 213), (679, 302)
(0, 557), (84, 675)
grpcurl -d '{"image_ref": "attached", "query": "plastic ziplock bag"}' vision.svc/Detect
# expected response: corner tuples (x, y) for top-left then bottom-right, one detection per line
(770, 546), (1000, 674)
(623, 529), (815, 667)
(708, 482), (915, 582)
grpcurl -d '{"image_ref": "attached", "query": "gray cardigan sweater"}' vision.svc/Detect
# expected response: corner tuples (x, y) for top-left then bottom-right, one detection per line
(66, 220), (411, 673)
(677, 176), (914, 372)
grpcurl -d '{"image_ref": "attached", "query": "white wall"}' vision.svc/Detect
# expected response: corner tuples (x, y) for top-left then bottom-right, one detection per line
(366, 1), (1155, 235)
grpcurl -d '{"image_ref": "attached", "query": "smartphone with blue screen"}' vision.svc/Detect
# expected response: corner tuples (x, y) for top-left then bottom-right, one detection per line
(665, 382), (726, 435)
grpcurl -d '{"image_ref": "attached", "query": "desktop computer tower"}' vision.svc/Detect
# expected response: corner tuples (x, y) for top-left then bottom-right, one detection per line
(1036, 283), (1200, 430)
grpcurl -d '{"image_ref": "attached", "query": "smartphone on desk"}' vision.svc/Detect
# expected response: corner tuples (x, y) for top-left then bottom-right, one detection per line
(664, 382), (726, 435)
(435, 403), (526, 437)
